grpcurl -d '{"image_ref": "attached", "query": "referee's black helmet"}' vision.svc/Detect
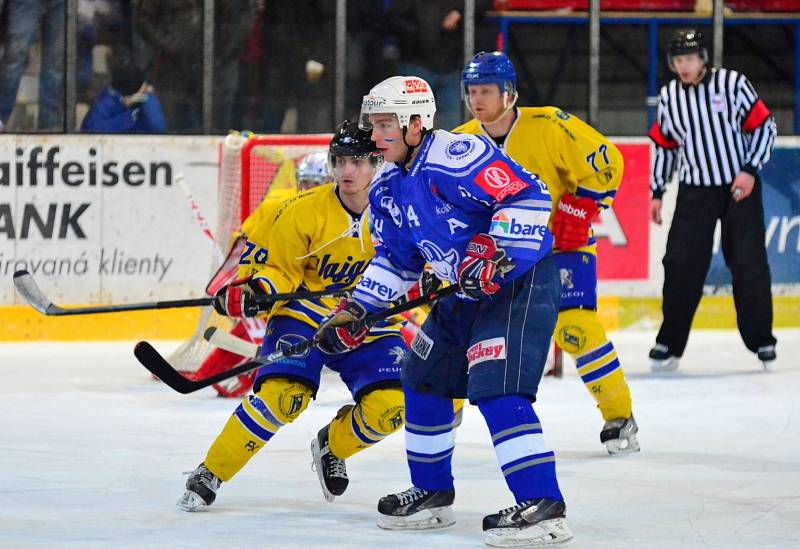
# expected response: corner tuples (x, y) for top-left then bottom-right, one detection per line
(667, 29), (708, 67)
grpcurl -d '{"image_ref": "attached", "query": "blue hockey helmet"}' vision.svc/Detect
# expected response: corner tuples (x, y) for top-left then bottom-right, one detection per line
(462, 51), (517, 95)
(461, 51), (518, 122)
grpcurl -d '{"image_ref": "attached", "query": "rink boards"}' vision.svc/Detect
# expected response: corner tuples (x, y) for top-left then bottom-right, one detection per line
(1, 134), (798, 340)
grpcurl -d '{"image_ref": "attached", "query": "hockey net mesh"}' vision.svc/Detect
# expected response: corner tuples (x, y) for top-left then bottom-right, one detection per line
(168, 133), (332, 374)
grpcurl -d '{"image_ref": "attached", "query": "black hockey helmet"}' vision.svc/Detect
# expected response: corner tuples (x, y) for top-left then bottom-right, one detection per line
(667, 29), (708, 67)
(329, 120), (381, 168)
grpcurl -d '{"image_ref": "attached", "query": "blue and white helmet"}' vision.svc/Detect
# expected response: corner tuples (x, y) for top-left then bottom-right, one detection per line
(461, 51), (518, 119)
(296, 151), (333, 190)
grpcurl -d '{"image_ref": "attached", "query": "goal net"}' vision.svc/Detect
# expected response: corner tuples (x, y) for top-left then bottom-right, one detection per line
(169, 133), (332, 375)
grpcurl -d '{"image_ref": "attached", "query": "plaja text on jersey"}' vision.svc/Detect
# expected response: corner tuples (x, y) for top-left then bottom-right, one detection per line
(317, 254), (368, 287)
(0, 146), (173, 187)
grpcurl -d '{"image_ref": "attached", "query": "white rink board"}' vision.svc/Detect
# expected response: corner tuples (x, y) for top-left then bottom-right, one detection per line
(1, 329), (799, 547)
(0, 135), (221, 304)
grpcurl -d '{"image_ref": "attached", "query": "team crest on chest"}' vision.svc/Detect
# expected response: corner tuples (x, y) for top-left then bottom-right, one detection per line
(445, 139), (476, 160)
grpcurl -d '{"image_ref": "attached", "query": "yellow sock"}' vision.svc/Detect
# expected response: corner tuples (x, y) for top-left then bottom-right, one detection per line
(205, 378), (312, 481)
(556, 309), (633, 421)
(329, 388), (404, 459)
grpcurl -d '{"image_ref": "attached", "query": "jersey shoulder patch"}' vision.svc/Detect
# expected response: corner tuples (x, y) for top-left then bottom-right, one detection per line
(426, 130), (491, 171)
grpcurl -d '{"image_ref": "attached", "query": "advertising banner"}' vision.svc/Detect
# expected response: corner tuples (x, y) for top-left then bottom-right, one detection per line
(0, 135), (221, 305)
(594, 142), (651, 280)
(705, 146), (800, 286)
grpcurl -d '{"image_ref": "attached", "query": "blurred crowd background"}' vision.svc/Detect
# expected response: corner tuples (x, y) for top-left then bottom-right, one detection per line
(0, 0), (796, 135)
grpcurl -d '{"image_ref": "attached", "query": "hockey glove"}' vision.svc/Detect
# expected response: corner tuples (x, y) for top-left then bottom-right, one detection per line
(213, 277), (261, 318)
(393, 269), (442, 306)
(457, 233), (513, 300)
(314, 298), (369, 355)
(552, 193), (598, 251)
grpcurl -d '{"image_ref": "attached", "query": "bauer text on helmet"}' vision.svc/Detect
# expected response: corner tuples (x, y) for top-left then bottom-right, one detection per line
(359, 76), (436, 131)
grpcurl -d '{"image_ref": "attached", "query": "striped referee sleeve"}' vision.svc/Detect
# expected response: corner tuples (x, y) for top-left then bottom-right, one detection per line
(648, 88), (680, 198)
(736, 75), (777, 174)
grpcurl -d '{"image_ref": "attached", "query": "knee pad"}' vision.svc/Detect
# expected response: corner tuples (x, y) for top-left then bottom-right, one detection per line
(251, 377), (313, 427)
(555, 308), (609, 356)
(358, 388), (405, 436)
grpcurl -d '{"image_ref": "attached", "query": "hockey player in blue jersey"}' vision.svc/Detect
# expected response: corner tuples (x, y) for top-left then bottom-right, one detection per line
(314, 76), (573, 546)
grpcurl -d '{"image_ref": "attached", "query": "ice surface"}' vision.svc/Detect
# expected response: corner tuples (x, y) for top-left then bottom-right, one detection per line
(2, 329), (799, 548)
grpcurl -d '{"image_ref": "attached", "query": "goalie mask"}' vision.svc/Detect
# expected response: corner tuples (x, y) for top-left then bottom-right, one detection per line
(296, 151), (333, 191)
(461, 51), (518, 122)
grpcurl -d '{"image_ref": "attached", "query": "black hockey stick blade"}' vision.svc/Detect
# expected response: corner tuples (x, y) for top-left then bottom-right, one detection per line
(134, 340), (311, 394)
(13, 270), (352, 316)
(136, 284), (459, 394)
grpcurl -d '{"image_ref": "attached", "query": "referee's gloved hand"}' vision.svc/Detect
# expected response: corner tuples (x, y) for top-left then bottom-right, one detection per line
(213, 277), (261, 318)
(314, 298), (369, 354)
(552, 193), (598, 251)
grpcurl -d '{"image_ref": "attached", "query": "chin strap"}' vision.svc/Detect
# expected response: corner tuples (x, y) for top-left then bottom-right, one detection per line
(401, 127), (432, 166)
(468, 92), (519, 126)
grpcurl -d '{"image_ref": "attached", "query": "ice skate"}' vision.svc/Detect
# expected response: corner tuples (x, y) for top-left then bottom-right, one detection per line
(600, 415), (640, 455)
(483, 498), (573, 547)
(177, 463), (221, 511)
(649, 344), (679, 372)
(377, 486), (456, 530)
(310, 424), (349, 502)
(757, 345), (776, 370)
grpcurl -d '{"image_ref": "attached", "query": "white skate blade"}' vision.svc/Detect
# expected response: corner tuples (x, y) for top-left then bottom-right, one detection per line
(310, 438), (335, 503)
(484, 517), (573, 547)
(605, 434), (641, 455)
(650, 357), (679, 372)
(177, 490), (208, 512)
(377, 506), (455, 530)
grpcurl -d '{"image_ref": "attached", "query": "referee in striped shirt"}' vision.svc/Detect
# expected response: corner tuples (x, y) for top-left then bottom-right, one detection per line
(648, 29), (778, 371)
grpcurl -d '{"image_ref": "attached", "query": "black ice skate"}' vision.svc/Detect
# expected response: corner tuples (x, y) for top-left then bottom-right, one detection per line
(310, 424), (349, 502)
(649, 344), (680, 372)
(177, 462), (222, 512)
(600, 415), (640, 455)
(377, 486), (456, 530)
(483, 498), (573, 547)
(757, 345), (776, 370)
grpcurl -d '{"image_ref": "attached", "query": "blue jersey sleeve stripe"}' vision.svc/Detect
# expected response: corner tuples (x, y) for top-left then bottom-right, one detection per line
(498, 199), (553, 210)
(372, 255), (419, 281)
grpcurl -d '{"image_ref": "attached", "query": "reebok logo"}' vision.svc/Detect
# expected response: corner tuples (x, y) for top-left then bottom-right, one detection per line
(558, 201), (588, 219)
(467, 337), (507, 368)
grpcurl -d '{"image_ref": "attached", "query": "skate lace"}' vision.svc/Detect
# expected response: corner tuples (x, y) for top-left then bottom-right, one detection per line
(499, 499), (536, 516)
(329, 456), (347, 479)
(397, 487), (427, 506)
(194, 466), (219, 487)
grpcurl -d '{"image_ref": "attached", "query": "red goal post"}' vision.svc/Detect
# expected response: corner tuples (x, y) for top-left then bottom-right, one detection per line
(170, 133), (333, 376)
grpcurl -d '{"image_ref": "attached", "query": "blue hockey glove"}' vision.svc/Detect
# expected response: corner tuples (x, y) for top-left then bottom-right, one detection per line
(314, 298), (369, 354)
(457, 233), (513, 300)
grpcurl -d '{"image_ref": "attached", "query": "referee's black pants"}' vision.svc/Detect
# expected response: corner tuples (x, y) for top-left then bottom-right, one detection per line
(657, 179), (776, 357)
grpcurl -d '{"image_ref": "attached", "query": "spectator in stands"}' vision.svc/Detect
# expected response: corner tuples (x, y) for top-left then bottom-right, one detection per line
(0, 0), (65, 131)
(385, 0), (492, 130)
(214, 0), (258, 133)
(81, 59), (165, 133)
(133, 0), (202, 132)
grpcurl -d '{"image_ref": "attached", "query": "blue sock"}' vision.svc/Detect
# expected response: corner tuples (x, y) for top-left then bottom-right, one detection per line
(403, 385), (455, 492)
(478, 394), (563, 502)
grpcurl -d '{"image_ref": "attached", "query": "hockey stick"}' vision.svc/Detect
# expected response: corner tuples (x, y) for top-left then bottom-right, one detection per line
(175, 173), (225, 264)
(134, 284), (460, 394)
(12, 270), (351, 316)
(203, 326), (260, 358)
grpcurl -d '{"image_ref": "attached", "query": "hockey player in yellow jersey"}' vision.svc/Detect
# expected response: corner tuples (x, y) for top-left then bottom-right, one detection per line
(178, 122), (409, 511)
(198, 151), (334, 399)
(454, 52), (639, 454)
